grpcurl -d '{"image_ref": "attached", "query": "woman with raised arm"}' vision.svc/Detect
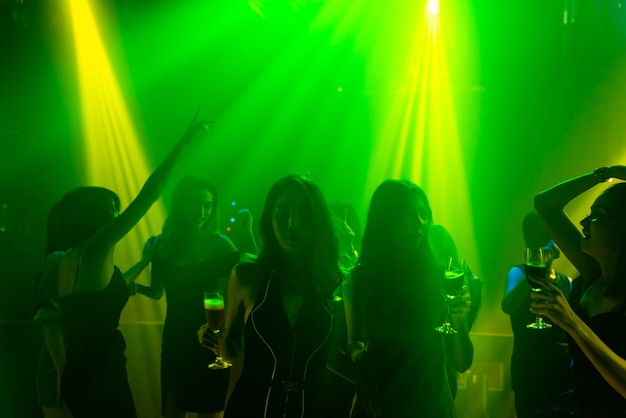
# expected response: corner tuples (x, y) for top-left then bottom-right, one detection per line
(199, 174), (343, 418)
(55, 109), (210, 418)
(126, 174), (239, 418)
(532, 165), (626, 417)
(343, 180), (473, 418)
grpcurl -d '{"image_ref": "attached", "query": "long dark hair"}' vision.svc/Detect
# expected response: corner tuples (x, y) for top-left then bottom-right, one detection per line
(359, 179), (435, 269)
(353, 179), (440, 320)
(328, 201), (362, 270)
(428, 224), (458, 268)
(58, 186), (121, 249)
(257, 174), (341, 297)
(599, 182), (626, 297)
(158, 175), (219, 260)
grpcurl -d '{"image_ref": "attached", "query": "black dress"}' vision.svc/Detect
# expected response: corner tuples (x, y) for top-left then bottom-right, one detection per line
(155, 251), (239, 413)
(569, 278), (626, 418)
(59, 266), (135, 418)
(349, 262), (456, 418)
(225, 266), (334, 418)
(33, 252), (64, 408)
(509, 267), (575, 417)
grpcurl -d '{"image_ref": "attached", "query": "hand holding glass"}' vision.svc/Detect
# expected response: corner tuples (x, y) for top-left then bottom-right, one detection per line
(435, 258), (466, 334)
(524, 248), (552, 330)
(203, 290), (232, 369)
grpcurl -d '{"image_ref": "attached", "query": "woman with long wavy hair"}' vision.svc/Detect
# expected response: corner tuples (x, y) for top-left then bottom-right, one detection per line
(127, 174), (239, 418)
(200, 174), (343, 417)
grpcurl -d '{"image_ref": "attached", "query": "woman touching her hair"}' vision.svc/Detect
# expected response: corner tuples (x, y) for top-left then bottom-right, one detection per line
(533, 165), (626, 417)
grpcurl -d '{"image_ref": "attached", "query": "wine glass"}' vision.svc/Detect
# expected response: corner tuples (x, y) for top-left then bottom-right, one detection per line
(435, 258), (466, 334)
(203, 290), (232, 369)
(524, 248), (552, 330)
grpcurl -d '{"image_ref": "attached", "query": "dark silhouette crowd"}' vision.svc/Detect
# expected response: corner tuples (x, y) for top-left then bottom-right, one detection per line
(30, 109), (626, 418)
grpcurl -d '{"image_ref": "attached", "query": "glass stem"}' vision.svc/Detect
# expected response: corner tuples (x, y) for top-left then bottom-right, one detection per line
(213, 329), (222, 360)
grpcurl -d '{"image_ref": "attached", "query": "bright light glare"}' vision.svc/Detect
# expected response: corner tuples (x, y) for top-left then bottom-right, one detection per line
(361, 1), (478, 271)
(427, 0), (440, 15)
(68, 0), (166, 319)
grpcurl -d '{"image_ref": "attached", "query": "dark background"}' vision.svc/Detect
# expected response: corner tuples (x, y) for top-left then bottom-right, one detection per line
(1, 0), (625, 416)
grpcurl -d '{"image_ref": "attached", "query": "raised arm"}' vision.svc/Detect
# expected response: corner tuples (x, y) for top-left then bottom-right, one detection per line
(86, 108), (211, 258)
(533, 169), (609, 278)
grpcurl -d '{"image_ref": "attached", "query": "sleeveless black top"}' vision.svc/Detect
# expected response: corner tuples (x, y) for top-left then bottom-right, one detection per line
(225, 267), (334, 418)
(58, 266), (135, 418)
(154, 251), (239, 413)
(156, 251), (239, 351)
(60, 266), (128, 351)
(569, 278), (626, 417)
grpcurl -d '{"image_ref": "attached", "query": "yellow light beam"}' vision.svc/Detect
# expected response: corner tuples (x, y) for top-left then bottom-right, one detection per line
(68, 0), (166, 322)
(362, 0), (479, 271)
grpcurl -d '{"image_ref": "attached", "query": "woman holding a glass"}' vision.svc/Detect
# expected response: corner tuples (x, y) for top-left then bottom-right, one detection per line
(199, 174), (343, 418)
(343, 179), (473, 418)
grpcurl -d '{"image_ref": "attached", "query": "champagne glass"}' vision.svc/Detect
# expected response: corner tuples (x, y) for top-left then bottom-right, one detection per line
(435, 258), (466, 334)
(203, 290), (232, 369)
(524, 248), (552, 330)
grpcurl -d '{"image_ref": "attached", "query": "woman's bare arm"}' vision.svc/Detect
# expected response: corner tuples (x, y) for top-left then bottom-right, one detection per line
(126, 235), (164, 299)
(534, 169), (613, 278)
(221, 265), (249, 361)
(343, 278), (366, 361)
(502, 266), (530, 315)
(71, 109), (210, 292)
(531, 279), (626, 398)
(86, 111), (210, 257)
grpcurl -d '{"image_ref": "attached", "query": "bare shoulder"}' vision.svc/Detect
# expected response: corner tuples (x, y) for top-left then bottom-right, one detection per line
(227, 261), (264, 316)
(507, 265), (524, 277)
(231, 261), (262, 288)
(217, 233), (236, 248)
